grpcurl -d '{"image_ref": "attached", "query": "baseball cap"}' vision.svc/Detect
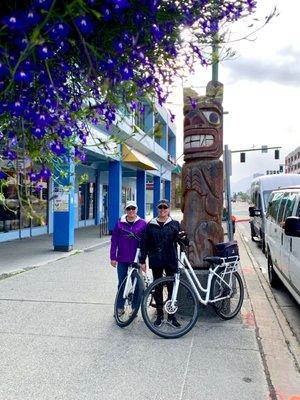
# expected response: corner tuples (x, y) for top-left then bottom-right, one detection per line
(125, 200), (137, 209)
(157, 199), (170, 208)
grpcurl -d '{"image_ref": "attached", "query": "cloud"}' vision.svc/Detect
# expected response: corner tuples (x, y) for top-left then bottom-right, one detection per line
(225, 47), (300, 86)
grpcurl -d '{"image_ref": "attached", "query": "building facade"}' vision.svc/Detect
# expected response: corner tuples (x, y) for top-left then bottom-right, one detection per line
(0, 102), (177, 246)
(285, 146), (300, 174)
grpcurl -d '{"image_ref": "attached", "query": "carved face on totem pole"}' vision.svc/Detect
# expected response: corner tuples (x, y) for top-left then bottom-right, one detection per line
(183, 99), (223, 161)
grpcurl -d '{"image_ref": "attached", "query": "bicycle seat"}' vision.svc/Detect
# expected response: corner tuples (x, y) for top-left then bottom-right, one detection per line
(203, 256), (223, 265)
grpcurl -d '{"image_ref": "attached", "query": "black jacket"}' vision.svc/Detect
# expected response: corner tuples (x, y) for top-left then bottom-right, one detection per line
(140, 217), (181, 270)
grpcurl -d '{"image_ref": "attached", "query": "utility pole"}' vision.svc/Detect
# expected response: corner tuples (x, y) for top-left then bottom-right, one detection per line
(224, 145), (233, 240)
(212, 24), (219, 82)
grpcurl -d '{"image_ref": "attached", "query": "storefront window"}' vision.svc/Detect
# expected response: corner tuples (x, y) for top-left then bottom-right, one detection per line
(88, 182), (95, 219)
(78, 182), (95, 221)
(0, 166), (48, 234)
(0, 172), (20, 232)
(122, 186), (132, 210)
(31, 181), (48, 227)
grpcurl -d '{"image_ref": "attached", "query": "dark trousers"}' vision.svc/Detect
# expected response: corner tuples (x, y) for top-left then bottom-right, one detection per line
(152, 268), (174, 316)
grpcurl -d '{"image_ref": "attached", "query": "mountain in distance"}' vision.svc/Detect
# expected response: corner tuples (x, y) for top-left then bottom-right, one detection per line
(231, 175), (253, 193)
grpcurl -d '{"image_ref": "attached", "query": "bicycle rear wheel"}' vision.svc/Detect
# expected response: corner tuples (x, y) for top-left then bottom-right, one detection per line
(114, 270), (144, 327)
(141, 276), (199, 339)
(211, 271), (244, 320)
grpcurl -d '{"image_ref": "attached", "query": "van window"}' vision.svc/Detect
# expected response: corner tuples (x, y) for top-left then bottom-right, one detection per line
(256, 193), (262, 209)
(277, 193), (289, 227)
(266, 193), (275, 218)
(268, 192), (284, 222)
(262, 190), (273, 208)
(283, 193), (297, 220)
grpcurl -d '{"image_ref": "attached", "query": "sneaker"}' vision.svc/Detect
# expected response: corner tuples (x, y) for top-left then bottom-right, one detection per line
(154, 314), (164, 327)
(167, 315), (181, 328)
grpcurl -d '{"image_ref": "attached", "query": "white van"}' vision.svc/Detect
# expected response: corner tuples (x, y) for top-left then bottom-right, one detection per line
(265, 186), (300, 304)
(249, 174), (300, 253)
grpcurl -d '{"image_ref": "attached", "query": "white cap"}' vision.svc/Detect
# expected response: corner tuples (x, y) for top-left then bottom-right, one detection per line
(125, 200), (137, 209)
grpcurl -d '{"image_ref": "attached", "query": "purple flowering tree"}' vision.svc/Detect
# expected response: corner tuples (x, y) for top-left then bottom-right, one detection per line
(0, 0), (262, 209)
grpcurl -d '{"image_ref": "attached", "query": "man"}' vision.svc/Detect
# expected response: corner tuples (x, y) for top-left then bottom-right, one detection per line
(140, 199), (181, 327)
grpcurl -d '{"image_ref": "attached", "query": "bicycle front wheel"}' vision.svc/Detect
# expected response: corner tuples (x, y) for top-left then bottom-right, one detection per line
(141, 276), (199, 339)
(211, 271), (244, 320)
(114, 270), (144, 327)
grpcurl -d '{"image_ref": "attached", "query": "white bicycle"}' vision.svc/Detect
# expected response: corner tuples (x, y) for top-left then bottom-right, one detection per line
(114, 247), (148, 327)
(141, 234), (244, 339)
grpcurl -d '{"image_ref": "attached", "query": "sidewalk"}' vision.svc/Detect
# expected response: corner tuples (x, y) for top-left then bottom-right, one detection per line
(0, 222), (299, 399)
(0, 225), (110, 277)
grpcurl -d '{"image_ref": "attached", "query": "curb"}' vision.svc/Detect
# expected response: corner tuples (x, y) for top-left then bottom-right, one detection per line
(237, 225), (300, 399)
(0, 239), (110, 282)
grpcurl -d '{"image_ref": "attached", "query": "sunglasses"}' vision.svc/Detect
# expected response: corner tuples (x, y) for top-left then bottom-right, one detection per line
(126, 206), (136, 211)
(158, 205), (169, 210)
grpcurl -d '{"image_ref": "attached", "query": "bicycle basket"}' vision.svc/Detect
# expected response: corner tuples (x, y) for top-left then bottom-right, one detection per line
(215, 240), (239, 258)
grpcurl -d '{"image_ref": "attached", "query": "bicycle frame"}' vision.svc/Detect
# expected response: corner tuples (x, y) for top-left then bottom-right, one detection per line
(122, 248), (140, 300)
(170, 244), (239, 307)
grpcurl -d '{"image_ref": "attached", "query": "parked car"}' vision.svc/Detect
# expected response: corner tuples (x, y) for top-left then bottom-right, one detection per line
(265, 186), (300, 305)
(249, 174), (300, 254)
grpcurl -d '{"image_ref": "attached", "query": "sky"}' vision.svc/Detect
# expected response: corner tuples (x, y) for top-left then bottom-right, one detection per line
(168, 0), (300, 191)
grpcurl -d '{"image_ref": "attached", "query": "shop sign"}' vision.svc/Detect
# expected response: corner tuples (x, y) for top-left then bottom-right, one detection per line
(53, 188), (69, 212)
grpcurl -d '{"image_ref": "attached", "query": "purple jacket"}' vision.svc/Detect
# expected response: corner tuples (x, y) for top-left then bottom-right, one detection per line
(110, 215), (147, 263)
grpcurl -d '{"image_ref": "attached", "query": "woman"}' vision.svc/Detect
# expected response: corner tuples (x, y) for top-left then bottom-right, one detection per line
(110, 200), (147, 314)
(140, 199), (181, 328)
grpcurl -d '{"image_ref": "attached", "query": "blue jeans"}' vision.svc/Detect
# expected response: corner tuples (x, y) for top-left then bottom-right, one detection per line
(117, 262), (140, 309)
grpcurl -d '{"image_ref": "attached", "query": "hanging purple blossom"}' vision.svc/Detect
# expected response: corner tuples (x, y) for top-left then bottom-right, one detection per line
(32, 0), (53, 10)
(48, 22), (70, 40)
(39, 167), (51, 180)
(34, 184), (44, 193)
(28, 171), (39, 182)
(31, 127), (46, 139)
(0, 62), (9, 78)
(50, 140), (66, 156)
(3, 149), (17, 160)
(36, 44), (54, 60)
(14, 69), (32, 83)
(74, 15), (94, 35)
(0, 0), (259, 194)
(0, 171), (7, 180)
(21, 9), (41, 30)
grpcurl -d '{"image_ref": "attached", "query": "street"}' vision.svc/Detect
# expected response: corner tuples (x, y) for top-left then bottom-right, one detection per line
(232, 202), (300, 344)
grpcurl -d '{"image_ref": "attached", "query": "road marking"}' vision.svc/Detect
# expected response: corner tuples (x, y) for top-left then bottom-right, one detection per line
(243, 236), (249, 243)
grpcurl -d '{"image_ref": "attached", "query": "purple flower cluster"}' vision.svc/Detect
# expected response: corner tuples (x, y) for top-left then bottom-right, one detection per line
(0, 0), (257, 186)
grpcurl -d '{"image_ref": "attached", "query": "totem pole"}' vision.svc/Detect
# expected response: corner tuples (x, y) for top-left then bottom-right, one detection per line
(181, 82), (224, 268)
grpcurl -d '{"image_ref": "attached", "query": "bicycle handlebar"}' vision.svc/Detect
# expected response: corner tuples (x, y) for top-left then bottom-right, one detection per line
(176, 231), (190, 246)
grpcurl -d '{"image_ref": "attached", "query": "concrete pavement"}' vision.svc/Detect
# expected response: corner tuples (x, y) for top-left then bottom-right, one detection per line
(0, 217), (299, 399)
(0, 225), (110, 278)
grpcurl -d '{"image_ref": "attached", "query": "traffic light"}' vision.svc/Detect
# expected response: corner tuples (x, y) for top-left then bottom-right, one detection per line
(279, 165), (284, 173)
(275, 149), (280, 159)
(240, 152), (246, 163)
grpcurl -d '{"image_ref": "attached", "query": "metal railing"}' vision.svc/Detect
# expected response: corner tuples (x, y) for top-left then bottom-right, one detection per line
(99, 217), (109, 237)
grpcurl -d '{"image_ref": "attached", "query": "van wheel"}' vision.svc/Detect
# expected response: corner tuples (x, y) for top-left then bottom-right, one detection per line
(268, 255), (281, 288)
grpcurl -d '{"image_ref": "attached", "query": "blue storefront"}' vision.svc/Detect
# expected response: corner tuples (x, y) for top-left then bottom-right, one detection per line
(0, 102), (177, 248)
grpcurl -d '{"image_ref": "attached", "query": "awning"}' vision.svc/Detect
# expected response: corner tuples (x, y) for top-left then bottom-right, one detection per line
(122, 144), (157, 171)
